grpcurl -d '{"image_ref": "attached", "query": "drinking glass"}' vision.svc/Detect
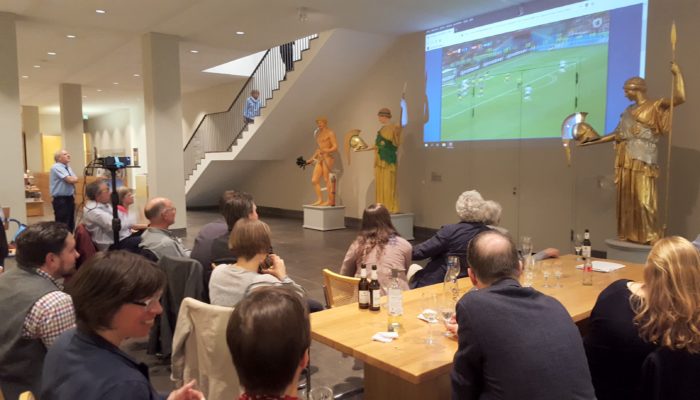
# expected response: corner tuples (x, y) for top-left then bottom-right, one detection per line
(439, 292), (457, 337)
(523, 257), (535, 287)
(542, 260), (552, 288)
(444, 256), (460, 302)
(309, 386), (334, 400)
(422, 293), (439, 345)
(574, 233), (583, 260)
(553, 260), (563, 288)
(521, 236), (533, 257)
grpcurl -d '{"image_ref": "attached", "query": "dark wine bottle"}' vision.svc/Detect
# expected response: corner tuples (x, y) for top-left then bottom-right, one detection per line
(369, 265), (381, 311)
(358, 264), (370, 309)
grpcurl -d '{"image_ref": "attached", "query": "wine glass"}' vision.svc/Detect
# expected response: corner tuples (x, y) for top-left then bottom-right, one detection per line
(309, 386), (334, 400)
(520, 236), (533, 257)
(444, 256), (460, 302)
(542, 260), (552, 288)
(439, 293), (457, 337)
(574, 233), (583, 260)
(553, 260), (563, 288)
(422, 293), (439, 345)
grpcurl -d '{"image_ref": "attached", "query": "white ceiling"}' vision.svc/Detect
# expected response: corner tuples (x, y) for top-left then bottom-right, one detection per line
(2, 0), (527, 116)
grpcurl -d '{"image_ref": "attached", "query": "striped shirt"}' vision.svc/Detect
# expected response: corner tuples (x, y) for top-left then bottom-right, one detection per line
(21, 270), (75, 348)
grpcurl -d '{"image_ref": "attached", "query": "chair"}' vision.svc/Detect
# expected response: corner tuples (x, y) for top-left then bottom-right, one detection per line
(18, 392), (34, 400)
(322, 269), (360, 308)
(640, 347), (700, 400)
(73, 223), (97, 268)
(171, 297), (239, 400)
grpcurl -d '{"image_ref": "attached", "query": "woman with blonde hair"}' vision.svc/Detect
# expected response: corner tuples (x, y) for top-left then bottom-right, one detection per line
(585, 236), (700, 400)
(340, 203), (411, 294)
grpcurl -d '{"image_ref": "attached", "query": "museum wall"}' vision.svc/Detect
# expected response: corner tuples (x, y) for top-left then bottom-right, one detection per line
(181, 80), (246, 144)
(39, 113), (61, 136)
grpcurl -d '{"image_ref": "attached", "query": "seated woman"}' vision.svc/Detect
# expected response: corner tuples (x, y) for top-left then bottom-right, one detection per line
(411, 190), (491, 288)
(209, 218), (305, 307)
(585, 236), (700, 400)
(340, 203), (411, 294)
(117, 186), (138, 240)
(41, 251), (203, 400)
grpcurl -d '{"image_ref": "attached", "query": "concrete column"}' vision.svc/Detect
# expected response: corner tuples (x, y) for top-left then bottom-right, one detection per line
(59, 83), (85, 173)
(0, 12), (27, 234)
(142, 32), (186, 229)
(22, 106), (42, 173)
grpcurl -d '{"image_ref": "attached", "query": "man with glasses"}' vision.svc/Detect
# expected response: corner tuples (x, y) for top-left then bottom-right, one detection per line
(140, 197), (190, 260)
(50, 149), (78, 232)
(0, 222), (78, 399)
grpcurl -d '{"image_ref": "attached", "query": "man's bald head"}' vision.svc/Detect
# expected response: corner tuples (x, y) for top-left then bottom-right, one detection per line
(144, 197), (176, 228)
(467, 230), (520, 286)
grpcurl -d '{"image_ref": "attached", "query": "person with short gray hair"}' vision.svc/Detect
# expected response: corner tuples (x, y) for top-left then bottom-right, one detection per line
(49, 149), (78, 232)
(410, 190), (491, 288)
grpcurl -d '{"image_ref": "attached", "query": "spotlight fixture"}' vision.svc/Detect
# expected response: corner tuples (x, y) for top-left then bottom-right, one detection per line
(190, 49), (199, 54)
(66, 34), (77, 39)
(47, 51), (57, 56)
(21, 75), (29, 79)
(33, 65), (41, 68)
(113, 82), (119, 85)
(96, 89), (103, 92)
(96, 9), (106, 14)
(236, 31), (245, 35)
(133, 73), (140, 77)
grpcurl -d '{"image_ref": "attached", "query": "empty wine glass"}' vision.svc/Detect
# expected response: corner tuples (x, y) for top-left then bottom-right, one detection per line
(574, 233), (583, 260)
(422, 293), (439, 345)
(521, 236), (533, 257)
(523, 257), (535, 287)
(439, 293), (457, 337)
(542, 260), (552, 288)
(553, 260), (563, 288)
(444, 256), (460, 302)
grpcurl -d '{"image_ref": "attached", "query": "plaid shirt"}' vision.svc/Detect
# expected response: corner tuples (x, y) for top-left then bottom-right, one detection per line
(21, 269), (75, 348)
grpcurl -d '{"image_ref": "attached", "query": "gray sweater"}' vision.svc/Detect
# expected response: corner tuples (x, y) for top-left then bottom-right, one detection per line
(208, 264), (305, 307)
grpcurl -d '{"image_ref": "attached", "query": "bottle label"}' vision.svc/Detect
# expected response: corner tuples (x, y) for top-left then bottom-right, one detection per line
(388, 289), (403, 315)
(359, 290), (369, 305)
(371, 290), (381, 307)
(582, 246), (592, 258)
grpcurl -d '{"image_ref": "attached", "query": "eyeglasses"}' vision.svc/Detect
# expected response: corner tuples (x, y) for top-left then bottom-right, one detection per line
(130, 296), (161, 311)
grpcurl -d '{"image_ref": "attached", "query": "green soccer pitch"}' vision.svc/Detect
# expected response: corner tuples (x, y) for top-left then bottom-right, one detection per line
(440, 44), (608, 141)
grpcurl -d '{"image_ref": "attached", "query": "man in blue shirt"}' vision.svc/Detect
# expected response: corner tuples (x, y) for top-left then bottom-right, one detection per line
(49, 150), (78, 232)
(243, 89), (260, 124)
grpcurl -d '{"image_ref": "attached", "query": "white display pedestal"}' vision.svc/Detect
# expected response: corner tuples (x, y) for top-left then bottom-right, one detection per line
(390, 213), (414, 240)
(303, 205), (346, 231)
(605, 238), (652, 264)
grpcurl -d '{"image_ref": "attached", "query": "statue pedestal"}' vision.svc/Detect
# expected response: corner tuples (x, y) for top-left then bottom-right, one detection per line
(605, 238), (651, 264)
(390, 213), (414, 240)
(303, 205), (346, 231)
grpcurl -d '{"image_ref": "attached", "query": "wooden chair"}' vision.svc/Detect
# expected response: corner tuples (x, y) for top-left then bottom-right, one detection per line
(18, 392), (35, 400)
(322, 268), (359, 308)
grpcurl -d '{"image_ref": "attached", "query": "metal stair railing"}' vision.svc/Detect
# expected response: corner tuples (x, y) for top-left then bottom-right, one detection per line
(183, 34), (318, 181)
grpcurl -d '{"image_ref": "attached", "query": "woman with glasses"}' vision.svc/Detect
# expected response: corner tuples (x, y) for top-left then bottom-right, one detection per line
(41, 251), (203, 400)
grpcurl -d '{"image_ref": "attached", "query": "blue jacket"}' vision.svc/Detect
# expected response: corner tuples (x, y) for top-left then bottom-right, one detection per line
(411, 221), (490, 288)
(41, 329), (167, 400)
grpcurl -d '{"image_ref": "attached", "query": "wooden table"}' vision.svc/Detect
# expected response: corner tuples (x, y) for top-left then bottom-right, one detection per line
(310, 255), (645, 400)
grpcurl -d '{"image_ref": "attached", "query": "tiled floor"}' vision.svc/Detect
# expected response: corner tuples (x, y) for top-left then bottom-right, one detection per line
(18, 205), (430, 399)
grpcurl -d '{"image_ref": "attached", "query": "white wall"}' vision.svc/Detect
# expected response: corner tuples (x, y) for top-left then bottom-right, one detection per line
(39, 113), (61, 135)
(181, 80), (246, 144)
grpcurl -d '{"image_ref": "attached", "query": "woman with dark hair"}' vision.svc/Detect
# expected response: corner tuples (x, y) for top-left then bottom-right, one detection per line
(340, 203), (411, 293)
(585, 236), (700, 400)
(41, 251), (203, 400)
(209, 218), (305, 307)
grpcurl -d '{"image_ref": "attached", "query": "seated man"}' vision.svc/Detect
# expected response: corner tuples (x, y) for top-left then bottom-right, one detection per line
(140, 197), (190, 260)
(209, 191), (257, 265)
(226, 286), (309, 400)
(0, 222), (78, 399)
(83, 180), (114, 251)
(452, 230), (595, 400)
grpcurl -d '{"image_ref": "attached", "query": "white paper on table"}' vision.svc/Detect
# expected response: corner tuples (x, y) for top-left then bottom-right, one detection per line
(417, 309), (437, 322)
(575, 260), (626, 273)
(372, 331), (399, 343)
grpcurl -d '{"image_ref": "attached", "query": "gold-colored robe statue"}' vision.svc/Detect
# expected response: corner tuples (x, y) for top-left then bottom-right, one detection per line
(579, 63), (685, 244)
(374, 108), (401, 213)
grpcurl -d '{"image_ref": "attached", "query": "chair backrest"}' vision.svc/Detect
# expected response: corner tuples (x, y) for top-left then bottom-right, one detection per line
(171, 297), (239, 400)
(322, 268), (360, 308)
(18, 392), (35, 400)
(73, 223), (97, 268)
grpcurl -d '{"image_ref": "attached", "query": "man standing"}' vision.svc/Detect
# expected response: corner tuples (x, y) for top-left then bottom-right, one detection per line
(451, 231), (595, 400)
(140, 197), (190, 260)
(50, 149), (78, 232)
(243, 89), (261, 124)
(306, 117), (338, 206)
(0, 222), (78, 399)
(83, 180), (114, 251)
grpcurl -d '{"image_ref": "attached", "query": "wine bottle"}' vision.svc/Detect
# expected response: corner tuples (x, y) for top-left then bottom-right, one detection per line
(582, 258), (593, 286)
(582, 229), (592, 259)
(387, 269), (403, 331)
(369, 265), (381, 311)
(358, 264), (370, 309)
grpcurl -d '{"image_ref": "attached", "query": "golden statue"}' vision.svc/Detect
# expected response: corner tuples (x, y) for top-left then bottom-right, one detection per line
(371, 108), (401, 213)
(307, 117), (338, 206)
(578, 62), (685, 244)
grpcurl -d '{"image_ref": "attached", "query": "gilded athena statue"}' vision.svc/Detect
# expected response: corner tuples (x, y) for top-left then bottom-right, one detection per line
(579, 62), (685, 244)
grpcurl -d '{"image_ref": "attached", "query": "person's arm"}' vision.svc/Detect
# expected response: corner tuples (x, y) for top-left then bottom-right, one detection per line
(451, 301), (482, 400)
(325, 130), (339, 154)
(23, 292), (76, 348)
(412, 227), (449, 261)
(53, 165), (78, 184)
(339, 241), (360, 277)
(253, 254), (307, 297)
(660, 62), (686, 107)
(393, 124), (402, 147)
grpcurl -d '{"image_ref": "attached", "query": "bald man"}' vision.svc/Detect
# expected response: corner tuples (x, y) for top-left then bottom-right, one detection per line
(139, 197), (190, 260)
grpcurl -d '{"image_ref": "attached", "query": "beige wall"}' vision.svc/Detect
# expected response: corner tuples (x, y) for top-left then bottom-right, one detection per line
(181, 80), (246, 144)
(240, 0), (700, 252)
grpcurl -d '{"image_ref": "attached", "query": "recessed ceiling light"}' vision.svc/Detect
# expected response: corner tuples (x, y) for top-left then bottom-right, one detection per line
(133, 73), (140, 77)
(96, 89), (103, 92)
(113, 82), (119, 85)
(66, 34), (76, 39)
(236, 31), (245, 35)
(33, 65), (41, 68)
(21, 75), (29, 79)
(47, 51), (57, 56)
(95, 9), (106, 14)
(82, 95), (88, 98)
(189, 49), (199, 54)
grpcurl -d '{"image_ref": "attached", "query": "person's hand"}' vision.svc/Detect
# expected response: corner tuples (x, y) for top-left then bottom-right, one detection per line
(168, 380), (205, 400)
(262, 254), (288, 280)
(542, 248), (560, 258)
(671, 61), (680, 75)
(445, 315), (458, 337)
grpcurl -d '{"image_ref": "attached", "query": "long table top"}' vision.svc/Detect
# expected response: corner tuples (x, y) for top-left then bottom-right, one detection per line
(310, 254), (645, 385)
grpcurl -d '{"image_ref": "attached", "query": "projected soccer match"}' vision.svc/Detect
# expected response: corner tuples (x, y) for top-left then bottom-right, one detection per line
(424, 0), (648, 143)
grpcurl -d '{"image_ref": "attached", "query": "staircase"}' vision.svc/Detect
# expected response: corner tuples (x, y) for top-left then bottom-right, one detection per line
(184, 29), (395, 206)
